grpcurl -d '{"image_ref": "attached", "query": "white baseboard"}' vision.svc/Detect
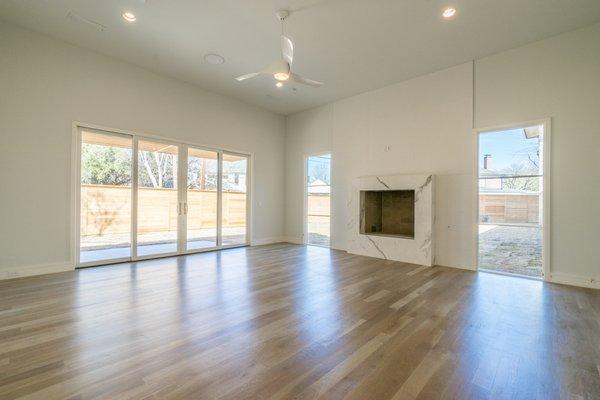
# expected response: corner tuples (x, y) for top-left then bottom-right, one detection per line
(250, 237), (287, 246)
(547, 272), (600, 290)
(439, 263), (478, 272)
(282, 236), (304, 245)
(0, 261), (73, 280)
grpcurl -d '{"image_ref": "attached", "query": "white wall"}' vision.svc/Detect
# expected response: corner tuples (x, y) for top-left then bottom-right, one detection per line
(284, 104), (333, 241)
(285, 63), (475, 269)
(0, 21), (285, 278)
(475, 23), (600, 286)
(285, 22), (600, 286)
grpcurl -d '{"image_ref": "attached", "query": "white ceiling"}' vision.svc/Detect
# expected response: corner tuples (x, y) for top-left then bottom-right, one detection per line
(2, 0), (600, 115)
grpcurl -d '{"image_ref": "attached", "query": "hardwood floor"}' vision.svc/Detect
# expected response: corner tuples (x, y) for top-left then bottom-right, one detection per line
(0, 244), (599, 399)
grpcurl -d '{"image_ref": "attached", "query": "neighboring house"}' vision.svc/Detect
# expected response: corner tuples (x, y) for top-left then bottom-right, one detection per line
(307, 179), (331, 194)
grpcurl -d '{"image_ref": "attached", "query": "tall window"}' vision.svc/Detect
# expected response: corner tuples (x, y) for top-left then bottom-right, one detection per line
(478, 125), (544, 277)
(306, 154), (331, 247)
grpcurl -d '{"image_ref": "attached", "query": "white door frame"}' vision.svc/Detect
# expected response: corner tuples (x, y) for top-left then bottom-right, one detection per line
(473, 118), (551, 280)
(72, 126), (134, 267)
(72, 122), (252, 268)
(304, 151), (332, 247)
(134, 136), (182, 261)
(222, 150), (252, 249)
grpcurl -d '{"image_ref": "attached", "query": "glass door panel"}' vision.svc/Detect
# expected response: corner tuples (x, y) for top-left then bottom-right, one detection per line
(137, 140), (179, 257)
(221, 153), (248, 246)
(306, 154), (331, 247)
(186, 148), (218, 250)
(478, 125), (544, 278)
(80, 130), (132, 263)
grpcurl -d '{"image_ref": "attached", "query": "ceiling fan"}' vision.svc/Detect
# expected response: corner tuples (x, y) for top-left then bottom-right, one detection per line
(235, 10), (323, 88)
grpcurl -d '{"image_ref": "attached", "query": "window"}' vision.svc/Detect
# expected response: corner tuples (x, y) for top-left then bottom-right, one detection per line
(478, 125), (545, 278)
(306, 154), (331, 247)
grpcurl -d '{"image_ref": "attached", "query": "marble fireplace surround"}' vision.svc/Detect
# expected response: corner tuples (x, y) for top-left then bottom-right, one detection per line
(347, 174), (435, 266)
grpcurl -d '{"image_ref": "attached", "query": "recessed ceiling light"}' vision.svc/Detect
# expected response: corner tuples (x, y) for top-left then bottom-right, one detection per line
(442, 7), (456, 19)
(273, 72), (290, 81)
(122, 11), (136, 22)
(276, 82), (283, 88)
(204, 53), (225, 65)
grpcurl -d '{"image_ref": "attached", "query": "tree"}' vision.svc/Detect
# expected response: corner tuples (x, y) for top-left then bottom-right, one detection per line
(187, 158), (217, 190)
(81, 143), (178, 188)
(81, 144), (131, 185)
(308, 158), (330, 184)
(500, 138), (541, 192)
(501, 163), (539, 192)
(138, 150), (176, 188)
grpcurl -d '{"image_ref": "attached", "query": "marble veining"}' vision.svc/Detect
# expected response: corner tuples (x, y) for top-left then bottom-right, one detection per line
(415, 174), (433, 202)
(376, 176), (391, 189)
(366, 235), (388, 259)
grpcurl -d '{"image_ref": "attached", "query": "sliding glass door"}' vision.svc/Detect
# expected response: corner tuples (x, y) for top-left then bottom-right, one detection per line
(222, 153), (248, 246)
(77, 127), (250, 267)
(136, 140), (179, 257)
(79, 129), (133, 264)
(186, 148), (218, 250)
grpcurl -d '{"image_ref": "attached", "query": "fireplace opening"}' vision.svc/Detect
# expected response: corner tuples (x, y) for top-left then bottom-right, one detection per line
(360, 190), (415, 239)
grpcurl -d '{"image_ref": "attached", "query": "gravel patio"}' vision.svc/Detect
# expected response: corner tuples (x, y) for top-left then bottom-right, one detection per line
(478, 224), (542, 277)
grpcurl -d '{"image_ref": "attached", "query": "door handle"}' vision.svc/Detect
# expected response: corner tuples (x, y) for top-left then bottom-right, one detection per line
(184, 203), (188, 215)
(178, 202), (181, 215)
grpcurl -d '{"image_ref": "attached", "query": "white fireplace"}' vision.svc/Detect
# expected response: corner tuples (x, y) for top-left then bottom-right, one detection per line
(346, 174), (434, 266)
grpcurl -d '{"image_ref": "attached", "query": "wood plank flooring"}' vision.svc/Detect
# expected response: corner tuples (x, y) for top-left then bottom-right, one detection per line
(0, 244), (599, 399)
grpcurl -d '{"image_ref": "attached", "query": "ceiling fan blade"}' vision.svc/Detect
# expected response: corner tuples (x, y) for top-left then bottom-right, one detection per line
(281, 35), (294, 65)
(235, 72), (261, 81)
(289, 72), (323, 87)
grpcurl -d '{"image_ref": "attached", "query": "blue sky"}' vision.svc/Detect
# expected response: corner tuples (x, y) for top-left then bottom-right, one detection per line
(479, 128), (540, 173)
(307, 154), (331, 185)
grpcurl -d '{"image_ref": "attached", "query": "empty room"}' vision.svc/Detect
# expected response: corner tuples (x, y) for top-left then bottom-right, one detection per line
(1, 1), (599, 399)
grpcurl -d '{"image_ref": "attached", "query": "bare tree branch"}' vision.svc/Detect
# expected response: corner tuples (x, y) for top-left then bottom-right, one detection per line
(140, 151), (159, 188)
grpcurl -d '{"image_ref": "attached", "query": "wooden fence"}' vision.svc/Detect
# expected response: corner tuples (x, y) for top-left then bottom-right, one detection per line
(307, 193), (330, 216)
(82, 189), (537, 235)
(479, 194), (539, 224)
(81, 185), (246, 236)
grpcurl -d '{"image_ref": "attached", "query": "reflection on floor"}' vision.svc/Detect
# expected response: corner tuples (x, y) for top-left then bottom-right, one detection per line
(479, 224), (542, 277)
(81, 228), (244, 250)
(2, 244), (598, 399)
(80, 235), (246, 263)
(80, 246), (130, 263)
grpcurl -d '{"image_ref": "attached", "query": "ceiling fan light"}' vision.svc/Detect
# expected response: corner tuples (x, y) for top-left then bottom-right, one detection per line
(442, 7), (456, 18)
(274, 72), (290, 81)
(122, 11), (136, 22)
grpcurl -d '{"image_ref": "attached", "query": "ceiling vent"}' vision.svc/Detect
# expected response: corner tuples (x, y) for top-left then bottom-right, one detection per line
(66, 11), (107, 32)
